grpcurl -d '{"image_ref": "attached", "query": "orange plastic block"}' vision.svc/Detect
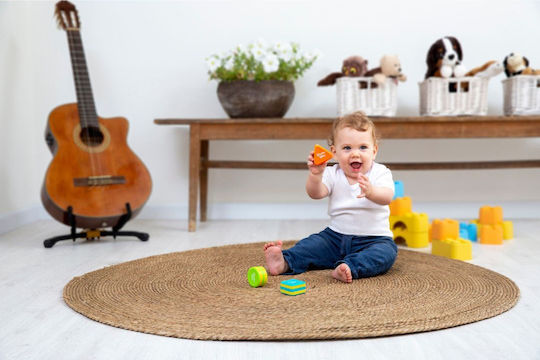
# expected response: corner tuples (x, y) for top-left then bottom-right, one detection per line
(479, 225), (503, 245)
(431, 219), (459, 241)
(313, 144), (333, 165)
(479, 206), (503, 225)
(389, 197), (412, 216)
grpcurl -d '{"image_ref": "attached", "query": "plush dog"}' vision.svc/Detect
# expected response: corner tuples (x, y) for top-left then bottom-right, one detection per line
(317, 56), (368, 86)
(459, 61), (503, 91)
(503, 53), (540, 77)
(425, 36), (467, 79)
(465, 60), (503, 78)
(365, 54), (407, 87)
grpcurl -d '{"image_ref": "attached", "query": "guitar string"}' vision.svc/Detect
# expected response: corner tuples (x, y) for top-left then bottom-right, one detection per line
(69, 26), (113, 226)
(74, 29), (105, 181)
(68, 30), (100, 179)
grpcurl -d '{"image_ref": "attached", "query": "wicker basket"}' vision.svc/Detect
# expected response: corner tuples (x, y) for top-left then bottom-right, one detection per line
(336, 77), (397, 116)
(502, 75), (540, 115)
(419, 77), (489, 116)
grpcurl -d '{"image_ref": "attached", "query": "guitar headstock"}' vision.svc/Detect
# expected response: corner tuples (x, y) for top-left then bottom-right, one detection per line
(55, 1), (80, 31)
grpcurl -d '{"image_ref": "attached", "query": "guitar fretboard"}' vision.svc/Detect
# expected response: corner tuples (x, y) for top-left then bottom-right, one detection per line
(66, 29), (98, 128)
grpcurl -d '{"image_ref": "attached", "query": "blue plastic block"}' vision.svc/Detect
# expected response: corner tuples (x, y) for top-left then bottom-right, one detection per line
(459, 222), (477, 242)
(393, 181), (404, 199)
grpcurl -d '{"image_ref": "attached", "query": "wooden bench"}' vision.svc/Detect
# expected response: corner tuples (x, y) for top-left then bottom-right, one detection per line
(154, 116), (540, 231)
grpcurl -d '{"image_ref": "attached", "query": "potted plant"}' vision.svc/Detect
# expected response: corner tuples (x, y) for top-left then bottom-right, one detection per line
(206, 39), (319, 118)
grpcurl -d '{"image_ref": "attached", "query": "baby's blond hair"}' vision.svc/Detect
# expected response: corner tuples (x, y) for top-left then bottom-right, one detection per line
(328, 111), (378, 146)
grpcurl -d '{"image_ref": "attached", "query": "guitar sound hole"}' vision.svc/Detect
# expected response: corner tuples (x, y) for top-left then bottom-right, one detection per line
(80, 126), (104, 146)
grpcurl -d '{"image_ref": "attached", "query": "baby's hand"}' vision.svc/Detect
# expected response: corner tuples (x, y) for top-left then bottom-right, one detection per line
(356, 173), (372, 198)
(307, 151), (327, 175)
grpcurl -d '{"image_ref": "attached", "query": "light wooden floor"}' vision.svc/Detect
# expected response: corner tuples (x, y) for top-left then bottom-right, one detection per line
(1, 218), (539, 360)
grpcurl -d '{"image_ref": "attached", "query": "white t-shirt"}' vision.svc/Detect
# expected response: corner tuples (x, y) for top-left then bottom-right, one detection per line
(322, 162), (394, 237)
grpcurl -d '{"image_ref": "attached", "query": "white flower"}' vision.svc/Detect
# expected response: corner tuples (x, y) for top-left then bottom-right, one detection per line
(205, 56), (220, 72)
(248, 38), (270, 60)
(206, 39), (317, 81)
(262, 54), (279, 73)
(250, 46), (268, 61)
(233, 44), (245, 55)
(224, 58), (234, 71)
(273, 41), (293, 62)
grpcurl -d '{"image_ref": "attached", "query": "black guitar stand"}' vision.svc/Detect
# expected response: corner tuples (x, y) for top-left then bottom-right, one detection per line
(43, 203), (149, 248)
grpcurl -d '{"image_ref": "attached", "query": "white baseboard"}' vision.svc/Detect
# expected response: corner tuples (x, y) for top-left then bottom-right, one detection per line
(2, 201), (539, 234)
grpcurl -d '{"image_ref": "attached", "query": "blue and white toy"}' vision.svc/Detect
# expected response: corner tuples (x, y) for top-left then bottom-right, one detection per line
(280, 279), (306, 296)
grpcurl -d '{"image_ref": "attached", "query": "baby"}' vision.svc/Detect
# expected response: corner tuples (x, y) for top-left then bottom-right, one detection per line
(264, 111), (397, 283)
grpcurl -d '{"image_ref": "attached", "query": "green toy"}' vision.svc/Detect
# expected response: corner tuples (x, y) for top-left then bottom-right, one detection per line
(247, 266), (267, 287)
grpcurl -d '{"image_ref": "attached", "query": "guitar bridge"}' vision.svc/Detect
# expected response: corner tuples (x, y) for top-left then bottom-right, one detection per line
(74, 175), (126, 187)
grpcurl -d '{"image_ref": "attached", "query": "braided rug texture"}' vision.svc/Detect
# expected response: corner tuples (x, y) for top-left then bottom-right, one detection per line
(64, 241), (519, 340)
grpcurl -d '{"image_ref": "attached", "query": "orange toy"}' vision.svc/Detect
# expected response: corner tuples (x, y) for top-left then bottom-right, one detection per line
(479, 225), (503, 245)
(313, 144), (333, 165)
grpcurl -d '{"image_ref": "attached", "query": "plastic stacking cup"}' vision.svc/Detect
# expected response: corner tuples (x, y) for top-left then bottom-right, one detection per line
(247, 266), (268, 288)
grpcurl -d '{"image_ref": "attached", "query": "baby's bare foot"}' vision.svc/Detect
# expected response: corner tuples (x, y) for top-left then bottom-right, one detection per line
(332, 263), (353, 283)
(263, 241), (288, 275)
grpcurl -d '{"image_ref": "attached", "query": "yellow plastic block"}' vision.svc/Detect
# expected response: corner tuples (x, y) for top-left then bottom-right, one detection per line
(503, 221), (513, 240)
(479, 206), (503, 226)
(431, 238), (472, 261)
(389, 197), (412, 216)
(390, 213), (429, 233)
(407, 213), (429, 233)
(389, 212), (429, 248)
(313, 144), (333, 165)
(431, 219), (459, 241)
(405, 232), (429, 248)
(479, 225), (503, 245)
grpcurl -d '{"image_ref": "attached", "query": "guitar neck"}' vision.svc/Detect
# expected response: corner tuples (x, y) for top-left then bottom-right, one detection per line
(66, 29), (99, 127)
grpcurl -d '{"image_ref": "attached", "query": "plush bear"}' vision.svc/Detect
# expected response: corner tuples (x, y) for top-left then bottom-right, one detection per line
(503, 53), (540, 77)
(317, 56), (368, 86)
(365, 54), (407, 87)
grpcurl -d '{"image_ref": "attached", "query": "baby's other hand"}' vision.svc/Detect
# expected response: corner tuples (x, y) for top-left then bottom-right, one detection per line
(307, 151), (327, 175)
(356, 173), (372, 198)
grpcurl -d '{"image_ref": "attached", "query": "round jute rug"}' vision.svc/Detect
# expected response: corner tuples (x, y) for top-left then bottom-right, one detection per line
(63, 241), (519, 341)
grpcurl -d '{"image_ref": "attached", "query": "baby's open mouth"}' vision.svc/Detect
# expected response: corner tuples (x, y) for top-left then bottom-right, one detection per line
(350, 162), (362, 170)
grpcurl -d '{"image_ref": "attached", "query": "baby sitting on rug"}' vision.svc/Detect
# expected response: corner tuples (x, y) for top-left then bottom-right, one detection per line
(264, 111), (397, 283)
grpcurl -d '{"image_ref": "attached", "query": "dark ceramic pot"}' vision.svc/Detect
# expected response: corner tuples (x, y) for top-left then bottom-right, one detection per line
(217, 80), (295, 118)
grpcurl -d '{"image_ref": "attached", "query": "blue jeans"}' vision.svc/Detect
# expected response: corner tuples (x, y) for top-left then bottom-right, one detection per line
(282, 227), (397, 279)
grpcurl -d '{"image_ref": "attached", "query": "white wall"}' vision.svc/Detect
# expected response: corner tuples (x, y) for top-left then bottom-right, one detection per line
(1, 0), (540, 226)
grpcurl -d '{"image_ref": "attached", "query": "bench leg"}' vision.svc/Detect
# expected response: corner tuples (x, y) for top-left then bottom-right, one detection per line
(200, 140), (209, 222)
(188, 124), (200, 232)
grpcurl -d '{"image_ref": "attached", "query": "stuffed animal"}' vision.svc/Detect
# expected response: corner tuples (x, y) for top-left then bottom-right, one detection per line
(459, 61), (503, 91)
(425, 36), (467, 79)
(465, 60), (503, 78)
(365, 54), (407, 87)
(317, 56), (368, 86)
(503, 53), (540, 77)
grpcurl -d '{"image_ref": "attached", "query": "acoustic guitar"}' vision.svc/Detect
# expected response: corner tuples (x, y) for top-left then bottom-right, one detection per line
(41, 1), (152, 229)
